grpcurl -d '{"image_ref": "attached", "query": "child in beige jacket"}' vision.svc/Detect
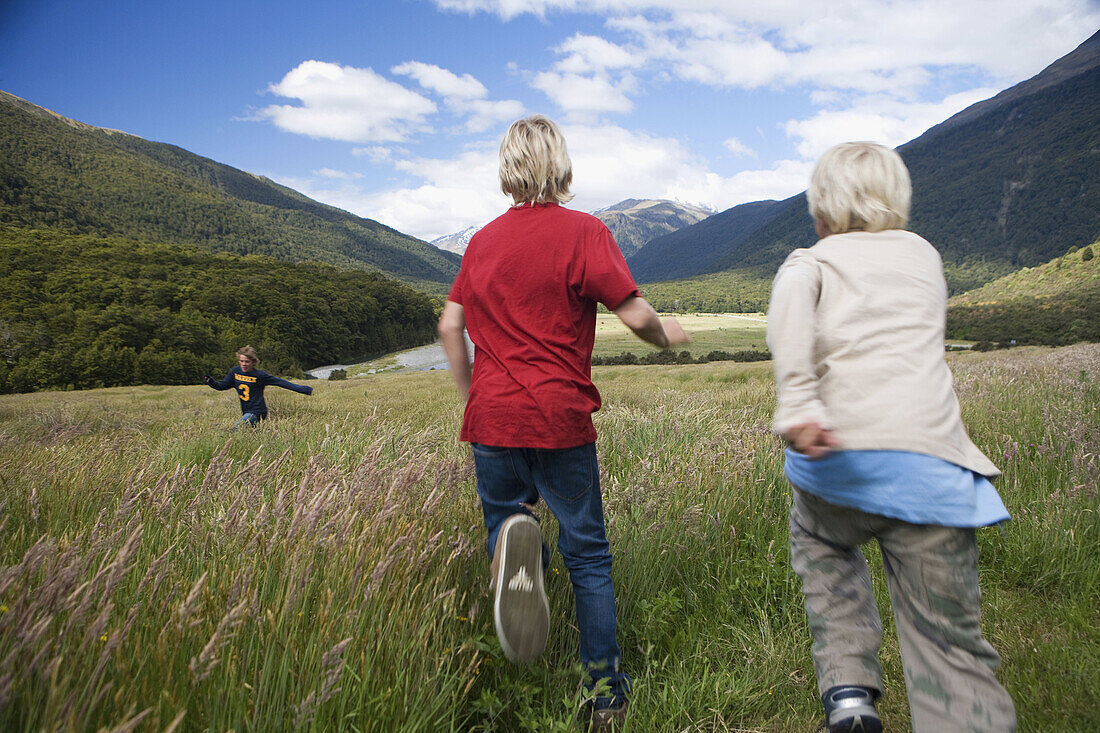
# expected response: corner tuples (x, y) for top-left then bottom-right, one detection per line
(768, 142), (1016, 732)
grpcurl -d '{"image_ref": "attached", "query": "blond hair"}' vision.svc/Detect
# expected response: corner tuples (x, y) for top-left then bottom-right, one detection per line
(807, 142), (911, 236)
(236, 345), (259, 364)
(498, 115), (574, 206)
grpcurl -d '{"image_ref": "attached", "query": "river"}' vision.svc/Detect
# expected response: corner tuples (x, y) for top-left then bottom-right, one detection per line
(305, 334), (473, 379)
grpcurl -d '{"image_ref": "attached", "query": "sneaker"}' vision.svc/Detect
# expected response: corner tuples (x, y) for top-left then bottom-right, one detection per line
(492, 514), (549, 663)
(589, 702), (627, 732)
(821, 686), (882, 733)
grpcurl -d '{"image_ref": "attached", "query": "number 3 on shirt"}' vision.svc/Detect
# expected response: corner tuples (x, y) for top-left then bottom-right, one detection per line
(237, 384), (250, 402)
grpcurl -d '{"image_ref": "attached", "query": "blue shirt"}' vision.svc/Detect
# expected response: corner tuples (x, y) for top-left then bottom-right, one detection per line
(207, 366), (312, 417)
(784, 448), (1009, 527)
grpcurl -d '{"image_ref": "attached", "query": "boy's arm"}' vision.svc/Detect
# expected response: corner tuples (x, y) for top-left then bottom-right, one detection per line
(204, 370), (234, 390)
(262, 373), (313, 395)
(438, 300), (471, 400)
(612, 296), (689, 349)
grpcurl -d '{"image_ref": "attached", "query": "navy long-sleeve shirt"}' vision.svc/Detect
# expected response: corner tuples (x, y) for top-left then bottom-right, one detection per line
(206, 366), (312, 417)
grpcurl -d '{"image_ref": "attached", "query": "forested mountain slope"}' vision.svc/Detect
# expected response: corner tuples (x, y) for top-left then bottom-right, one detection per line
(0, 91), (460, 284)
(945, 241), (1100, 346)
(626, 199), (785, 283)
(645, 30), (1100, 294)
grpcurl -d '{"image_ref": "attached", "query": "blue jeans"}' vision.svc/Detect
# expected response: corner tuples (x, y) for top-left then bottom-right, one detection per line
(235, 412), (263, 428)
(472, 442), (629, 706)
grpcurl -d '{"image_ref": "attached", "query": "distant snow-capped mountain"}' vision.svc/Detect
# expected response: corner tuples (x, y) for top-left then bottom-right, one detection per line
(593, 199), (715, 257)
(430, 225), (481, 255)
(430, 198), (714, 258)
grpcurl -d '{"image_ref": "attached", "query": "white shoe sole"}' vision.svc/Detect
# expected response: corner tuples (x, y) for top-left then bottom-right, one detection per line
(493, 514), (549, 663)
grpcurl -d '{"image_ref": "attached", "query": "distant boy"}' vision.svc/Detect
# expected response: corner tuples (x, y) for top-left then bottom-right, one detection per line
(438, 115), (688, 731)
(204, 345), (312, 427)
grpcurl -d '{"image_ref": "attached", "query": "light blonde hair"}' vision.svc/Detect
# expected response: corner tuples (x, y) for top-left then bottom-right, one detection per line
(499, 115), (574, 206)
(236, 345), (259, 364)
(807, 141), (911, 236)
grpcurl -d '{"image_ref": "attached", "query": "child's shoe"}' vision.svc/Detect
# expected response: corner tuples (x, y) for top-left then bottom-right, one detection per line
(589, 701), (627, 732)
(492, 514), (549, 663)
(821, 685), (881, 733)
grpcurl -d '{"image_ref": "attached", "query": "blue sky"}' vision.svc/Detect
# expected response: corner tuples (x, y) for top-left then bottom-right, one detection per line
(2, 1), (1097, 241)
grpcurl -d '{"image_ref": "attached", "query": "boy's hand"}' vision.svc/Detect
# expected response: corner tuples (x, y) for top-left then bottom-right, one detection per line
(661, 317), (690, 347)
(784, 422), (839, 459)
(203, 374), (213, 385)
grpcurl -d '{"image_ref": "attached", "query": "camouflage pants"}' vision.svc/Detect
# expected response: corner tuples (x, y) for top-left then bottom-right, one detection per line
(789, 489), (1016, 732)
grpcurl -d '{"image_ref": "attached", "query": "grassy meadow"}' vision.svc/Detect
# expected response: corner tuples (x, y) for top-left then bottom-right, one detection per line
(594, 313), (768, 359)
(347, 314), (770, 376)
(0, 341), (1098, 731)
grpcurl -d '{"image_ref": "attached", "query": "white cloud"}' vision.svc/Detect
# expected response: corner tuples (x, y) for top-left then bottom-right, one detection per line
(463, 98), (526, 132)
(672, 37), (791, 88)
(313, 168), (363, 179)
(565, 124), (810, 210)
(301, 146), (505, 241)
(531, 71), (636, 117)
(436, 1), (1100, 94)
(670, 157), (813, 208)
(391, 146), (501, 186)
(392, 61), (488, 100)
(526, 32), (646, 119)
(351, 146), (395, 163)
(275, 172), (505, 244)
(555, 33), (643, 73)
(723, 137), (756, 158)
(392, 60), (524, 132)
(258, 60), (435, 142)
(783, 87), (998, 159)
(273, 123), (810, 240)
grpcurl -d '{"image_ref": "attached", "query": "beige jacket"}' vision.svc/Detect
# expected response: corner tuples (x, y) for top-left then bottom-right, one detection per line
(766, 229), (999, 477)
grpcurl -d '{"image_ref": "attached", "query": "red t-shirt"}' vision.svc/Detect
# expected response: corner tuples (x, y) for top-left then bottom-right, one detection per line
(448, 203), (639, 449)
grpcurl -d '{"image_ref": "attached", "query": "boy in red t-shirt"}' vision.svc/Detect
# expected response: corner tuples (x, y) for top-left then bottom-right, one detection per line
(439, 115), (688, 729)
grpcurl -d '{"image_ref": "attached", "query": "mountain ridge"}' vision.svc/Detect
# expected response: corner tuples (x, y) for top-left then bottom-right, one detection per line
(593, 198), (714, 258)
(627, 199), (786, 283)
(922, 29), (1100, 137)
(431, 225), (481, 255)
(0, 90), (461, 285)
(632, 31), (1100, 294)
(428, 198), (714, 258)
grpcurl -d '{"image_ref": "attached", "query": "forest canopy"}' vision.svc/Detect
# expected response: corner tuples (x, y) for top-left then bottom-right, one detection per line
(0, 227), (440, 393)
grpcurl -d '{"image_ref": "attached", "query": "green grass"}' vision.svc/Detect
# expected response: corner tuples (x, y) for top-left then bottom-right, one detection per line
(636, 269), (773, 314)
(1, 345), (1098, 731)
(949, 240), (1099, 306)
(593, 313), (768, 359)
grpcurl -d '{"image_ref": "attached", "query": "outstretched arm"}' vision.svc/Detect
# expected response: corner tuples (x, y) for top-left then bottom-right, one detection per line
(262, 375), (313, 395)
(204, 371), (234, 390)
(612, 295), (690, 349)
(438, 300), (471, 400)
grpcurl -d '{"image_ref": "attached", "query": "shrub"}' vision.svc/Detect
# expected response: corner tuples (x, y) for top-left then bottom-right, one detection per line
(591, 349), (771, 366)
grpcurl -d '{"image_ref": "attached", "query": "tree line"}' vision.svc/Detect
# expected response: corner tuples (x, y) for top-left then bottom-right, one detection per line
(945, 287), (1100, 347)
